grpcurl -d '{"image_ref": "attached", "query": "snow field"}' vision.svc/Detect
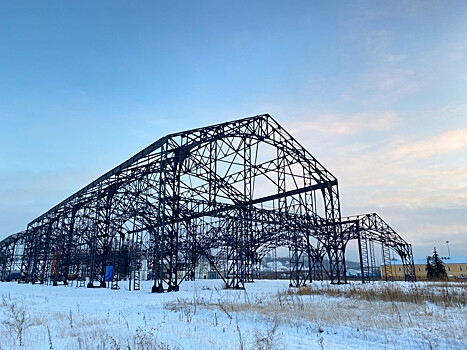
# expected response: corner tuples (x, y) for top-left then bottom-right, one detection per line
(0, 280), (465, 349)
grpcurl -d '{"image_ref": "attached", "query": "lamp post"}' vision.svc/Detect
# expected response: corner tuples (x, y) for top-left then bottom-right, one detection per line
(445, 240), (451, 258)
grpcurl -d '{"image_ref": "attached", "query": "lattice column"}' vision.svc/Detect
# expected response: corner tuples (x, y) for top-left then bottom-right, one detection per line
(225, 217), (247, 289)
(402, 244), (416, 282)
(20, 224), (36, 283)
(61, 205), (78, 286)
(359, 236), (371, 282)
(368, 239), (377, 281)
(289, 237), (305, 288)
(243, 136), (255, 283)
(357, 230), (366, 283)
(323, 182), (346, 284)
(132, 219), (143, 291)
(152, 143), (169, 292)
(88, 191), (98, 287)
(382, 244), (393, 281)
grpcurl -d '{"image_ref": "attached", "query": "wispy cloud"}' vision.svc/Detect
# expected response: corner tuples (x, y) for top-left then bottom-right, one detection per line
(318, 127), (467, 212)
(404, 222), (467, 253)
(371, 67), (417, 94)
(389, 129), (467, 161)
(287, 111), (398, 136)
(445, 43), (466, 63)
(370, 188), (467, 208)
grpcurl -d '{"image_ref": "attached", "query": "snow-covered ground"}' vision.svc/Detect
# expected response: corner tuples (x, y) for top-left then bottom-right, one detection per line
(0, 279), (465, 349)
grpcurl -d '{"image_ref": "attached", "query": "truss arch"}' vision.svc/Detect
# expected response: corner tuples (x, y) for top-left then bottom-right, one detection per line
(0, 114), (415, 290)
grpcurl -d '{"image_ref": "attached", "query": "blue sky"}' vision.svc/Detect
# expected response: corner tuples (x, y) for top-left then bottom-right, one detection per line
(1, 1), (466, 259)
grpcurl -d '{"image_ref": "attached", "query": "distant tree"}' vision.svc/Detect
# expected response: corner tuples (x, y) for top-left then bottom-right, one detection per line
(426, 248), (447, 280)
(431, 247), (447, 279)
(426, 256), (434, 279)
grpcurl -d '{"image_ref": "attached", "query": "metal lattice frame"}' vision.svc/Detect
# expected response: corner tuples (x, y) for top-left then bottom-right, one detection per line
(342, 213), (416, 282)
(0, 230), (26, 282)
(0, 114), (415, 291)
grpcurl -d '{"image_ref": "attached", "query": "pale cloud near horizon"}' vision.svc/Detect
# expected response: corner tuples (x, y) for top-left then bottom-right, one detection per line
(389, 129), (467, 161)
(333, 128), (467, 208)
(404, 222), (467, 253)
(287, 111), (399, 136)
(370, 189), (467, 208)
(285, 112), (467, 213)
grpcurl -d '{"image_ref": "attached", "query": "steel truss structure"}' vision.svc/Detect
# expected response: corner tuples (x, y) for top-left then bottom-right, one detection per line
(0, 114), (416, 291)
(341, 213), (415, 282)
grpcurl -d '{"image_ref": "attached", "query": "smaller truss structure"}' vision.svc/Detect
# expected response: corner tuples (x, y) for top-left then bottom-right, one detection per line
(342, 213), (416, 282)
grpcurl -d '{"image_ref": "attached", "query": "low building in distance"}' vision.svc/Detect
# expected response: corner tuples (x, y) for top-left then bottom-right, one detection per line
(382, 256), (467, 280)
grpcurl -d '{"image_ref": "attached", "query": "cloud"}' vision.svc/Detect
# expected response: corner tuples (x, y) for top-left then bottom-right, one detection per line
(343, 66), (419, 105)
(373, 68), (416, 93)
(446, 43), (466, 63)
(347, 0), (443, 23)
(301, 123), (467, 214)
(405, 222), (467, 254)
(369, 189), (467, 209)
(287, 111), (398, 136)
(389, 129), (467, 161)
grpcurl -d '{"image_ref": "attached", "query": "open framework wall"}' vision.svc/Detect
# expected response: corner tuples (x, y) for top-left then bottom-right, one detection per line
(0, 114), (416, 292)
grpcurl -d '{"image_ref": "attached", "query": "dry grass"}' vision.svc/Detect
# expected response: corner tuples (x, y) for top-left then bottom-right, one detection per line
(252, 316), (283, 350)
(162, 282), (467, 349)
(282, 282), (466, 307)
(1, 298), (35, 346)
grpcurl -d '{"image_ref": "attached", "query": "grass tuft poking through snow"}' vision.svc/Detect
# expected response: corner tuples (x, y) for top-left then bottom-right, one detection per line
(1, 295), (34, 346)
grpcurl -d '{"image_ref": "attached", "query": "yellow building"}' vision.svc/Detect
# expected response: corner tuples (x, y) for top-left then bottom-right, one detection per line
(381, 256), (467, 281)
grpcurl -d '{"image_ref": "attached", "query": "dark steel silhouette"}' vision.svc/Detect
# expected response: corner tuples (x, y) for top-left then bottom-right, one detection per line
(0, 114), (416, 290)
